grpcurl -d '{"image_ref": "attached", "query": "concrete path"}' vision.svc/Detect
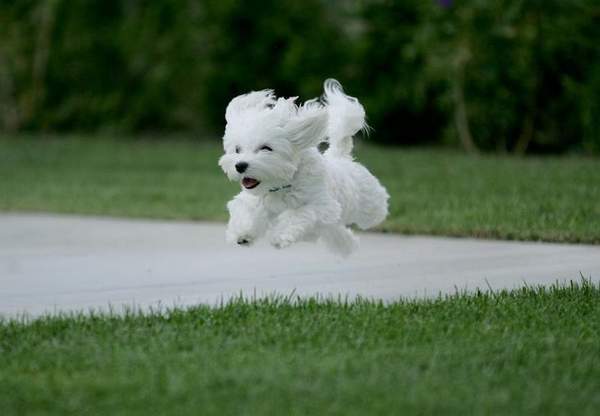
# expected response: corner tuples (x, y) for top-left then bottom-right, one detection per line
(1, 213), (598, 317)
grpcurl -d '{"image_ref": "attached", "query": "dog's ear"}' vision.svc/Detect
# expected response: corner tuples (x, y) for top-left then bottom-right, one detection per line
(225, 90), (275, 123)
(284, 103), (328, 149)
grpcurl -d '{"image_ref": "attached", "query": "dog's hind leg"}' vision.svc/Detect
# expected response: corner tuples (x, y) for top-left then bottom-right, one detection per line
(320, 225), (359, 257)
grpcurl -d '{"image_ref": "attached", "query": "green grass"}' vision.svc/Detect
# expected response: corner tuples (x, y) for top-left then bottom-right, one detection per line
(1, 134), (599, 243)
(1, 282), (599, 415)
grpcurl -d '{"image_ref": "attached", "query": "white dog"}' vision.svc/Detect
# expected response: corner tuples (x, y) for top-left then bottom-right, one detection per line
(218, 79), (389, 256)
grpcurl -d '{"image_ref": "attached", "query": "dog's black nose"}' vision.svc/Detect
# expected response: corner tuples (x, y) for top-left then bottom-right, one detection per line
(235, 162), (248, 173)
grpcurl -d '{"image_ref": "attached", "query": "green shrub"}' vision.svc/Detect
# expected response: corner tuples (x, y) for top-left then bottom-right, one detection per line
(0, 0), (345, 134)
(351, 0), (447, 145)
(194, 0), (347, 131)
(358, 0), (600, 153)
(0, 0), (598, 154)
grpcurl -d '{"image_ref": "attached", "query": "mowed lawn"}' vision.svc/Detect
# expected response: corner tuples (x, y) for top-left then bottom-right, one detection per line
(1, 282), (600, 415)
(2, 136), (600, 415)
(1, 134), (598, 243)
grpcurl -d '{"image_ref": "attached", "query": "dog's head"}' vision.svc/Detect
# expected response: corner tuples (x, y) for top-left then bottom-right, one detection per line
(218, 90), (327, 196)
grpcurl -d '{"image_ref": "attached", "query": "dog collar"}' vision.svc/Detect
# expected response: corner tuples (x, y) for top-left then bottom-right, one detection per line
(268, 184), (292, 193)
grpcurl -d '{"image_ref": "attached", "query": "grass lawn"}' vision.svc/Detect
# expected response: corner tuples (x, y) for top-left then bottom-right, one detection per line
(1, 282), (599, 415)
(0, 134), (599, 243)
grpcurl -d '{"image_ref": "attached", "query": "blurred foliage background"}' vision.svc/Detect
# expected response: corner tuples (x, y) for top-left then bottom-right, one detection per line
(0, 0), (598, 154)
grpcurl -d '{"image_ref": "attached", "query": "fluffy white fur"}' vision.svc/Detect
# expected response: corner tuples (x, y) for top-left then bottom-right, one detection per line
(218, 79), (389, 256)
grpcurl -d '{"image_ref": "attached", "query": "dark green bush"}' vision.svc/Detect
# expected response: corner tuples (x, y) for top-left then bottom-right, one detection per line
(195, 0), (348, 132)
(0, 0), (345, 133)
(412, 0), (600, 153)
(0, 0), (598, 154)
(1, 0), (185, 132)
(351, 0), (447, 146)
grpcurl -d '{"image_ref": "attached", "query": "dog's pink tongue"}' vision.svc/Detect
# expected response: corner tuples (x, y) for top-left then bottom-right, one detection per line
(242, 178), (258, 188)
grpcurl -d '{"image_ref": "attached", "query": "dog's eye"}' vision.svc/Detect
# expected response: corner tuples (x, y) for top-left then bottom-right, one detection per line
(235, 146), (241, 154)
(259, 145), (273, 152)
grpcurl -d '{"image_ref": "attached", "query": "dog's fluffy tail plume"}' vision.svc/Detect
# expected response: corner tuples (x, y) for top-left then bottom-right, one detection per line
(322, 79), (367, 158)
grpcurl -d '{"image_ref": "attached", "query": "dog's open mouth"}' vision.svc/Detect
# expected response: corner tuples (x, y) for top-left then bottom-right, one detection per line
(242, 177), (260, 189)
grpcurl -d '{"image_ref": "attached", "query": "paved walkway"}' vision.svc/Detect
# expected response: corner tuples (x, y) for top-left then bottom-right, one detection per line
(1, 213), (598, 317)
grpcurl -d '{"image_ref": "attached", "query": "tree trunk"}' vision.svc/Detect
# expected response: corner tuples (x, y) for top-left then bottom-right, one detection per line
(29, 0), (59, 128)
(452, 54), (478, 154)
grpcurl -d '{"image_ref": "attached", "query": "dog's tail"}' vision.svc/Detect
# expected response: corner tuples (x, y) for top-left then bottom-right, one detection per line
(322, 79), (367, 158)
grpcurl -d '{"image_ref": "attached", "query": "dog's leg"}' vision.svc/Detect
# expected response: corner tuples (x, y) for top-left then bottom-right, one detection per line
(269, 206), (319, 249)
(320, 225), (359, 257)
(226, 193), (267, 246)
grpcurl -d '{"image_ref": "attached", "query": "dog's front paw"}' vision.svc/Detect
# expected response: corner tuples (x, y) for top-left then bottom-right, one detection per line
(226, 227), (255, 247)
(270, 233), (295, 249)
(236, 236), (254, 246)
